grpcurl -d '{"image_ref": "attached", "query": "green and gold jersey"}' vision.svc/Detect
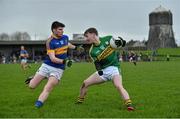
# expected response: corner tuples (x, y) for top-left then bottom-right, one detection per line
(89, 35), (120, 69)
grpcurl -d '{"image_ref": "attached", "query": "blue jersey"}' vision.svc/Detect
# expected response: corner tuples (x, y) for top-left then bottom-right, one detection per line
(44, 34), (69, 70)
(20, 50), (28, 59)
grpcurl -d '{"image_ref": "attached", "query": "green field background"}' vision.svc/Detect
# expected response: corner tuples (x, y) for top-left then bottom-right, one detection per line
(0, 62), (180, 118)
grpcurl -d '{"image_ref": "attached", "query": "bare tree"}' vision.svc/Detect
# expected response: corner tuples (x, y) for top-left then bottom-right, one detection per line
(0, 33), (10, 41)
(22, 32), (31, 41)
(10, 31), (31, 41)
(11, 32), (21, 41)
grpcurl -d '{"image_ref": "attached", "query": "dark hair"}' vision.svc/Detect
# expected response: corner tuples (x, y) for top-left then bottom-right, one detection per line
(51, 21), (65, 32)
(84, 27), (98, 36)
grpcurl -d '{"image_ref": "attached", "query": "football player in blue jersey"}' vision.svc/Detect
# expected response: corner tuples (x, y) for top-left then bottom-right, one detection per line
(25, 21), (81, 108)
(20, 45), (30, 70)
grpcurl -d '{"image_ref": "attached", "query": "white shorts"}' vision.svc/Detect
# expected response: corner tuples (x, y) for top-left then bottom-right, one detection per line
(96, 66), (120, 81)
(21, 59), (27, 63)
(36, 63), (64, 80)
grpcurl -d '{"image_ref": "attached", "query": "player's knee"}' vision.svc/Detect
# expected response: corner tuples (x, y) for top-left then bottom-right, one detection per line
(81, 82), (85, 89)
(81, 81), (88, 88)
(29, 80), (38, 89)
(29, 84), (35, 89)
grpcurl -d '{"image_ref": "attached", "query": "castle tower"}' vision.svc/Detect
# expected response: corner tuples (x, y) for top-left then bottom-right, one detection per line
(147, 6), (177, 49)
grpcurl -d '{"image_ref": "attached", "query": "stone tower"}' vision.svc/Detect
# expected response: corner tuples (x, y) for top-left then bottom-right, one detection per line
(147, 6), (177, 49)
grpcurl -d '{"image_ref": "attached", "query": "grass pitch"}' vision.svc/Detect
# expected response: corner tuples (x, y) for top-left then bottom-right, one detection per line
(0, 61), (180, 118)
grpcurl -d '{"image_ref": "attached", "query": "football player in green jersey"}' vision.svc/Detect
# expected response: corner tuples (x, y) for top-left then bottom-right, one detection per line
(76, 27), (134, 111)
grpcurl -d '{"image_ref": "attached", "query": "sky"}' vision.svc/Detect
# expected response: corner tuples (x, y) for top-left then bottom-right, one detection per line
(0, 0), (179, 45)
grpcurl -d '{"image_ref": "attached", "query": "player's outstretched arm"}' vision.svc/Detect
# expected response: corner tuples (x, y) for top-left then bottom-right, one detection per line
(68, 42), (76, 49)
(48, 52), (72, 67)
(68, 42), (84, 51)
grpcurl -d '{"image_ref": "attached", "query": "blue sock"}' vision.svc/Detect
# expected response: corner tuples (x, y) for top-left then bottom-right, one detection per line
(35, 100), (43, 108)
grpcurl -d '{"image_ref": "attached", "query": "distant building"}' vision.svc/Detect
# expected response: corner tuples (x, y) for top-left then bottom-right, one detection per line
(147, 6), (177, 49)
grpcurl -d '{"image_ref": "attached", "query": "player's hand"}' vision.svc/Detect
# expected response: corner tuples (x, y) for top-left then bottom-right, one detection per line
(115, 36), (126, 47)
(75, 45), (84, 51)
(63, 59), (73, 67)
